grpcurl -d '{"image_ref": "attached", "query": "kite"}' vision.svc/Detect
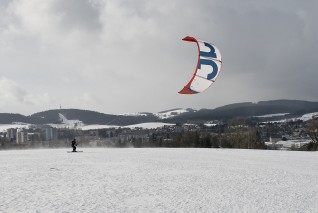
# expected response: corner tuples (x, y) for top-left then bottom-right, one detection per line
(178, 36), (222, 94)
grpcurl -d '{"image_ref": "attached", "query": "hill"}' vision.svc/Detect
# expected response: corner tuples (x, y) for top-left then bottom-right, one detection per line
(1, 100), (318, 125)
(165, 100), (318, 123)
(30, 109), (159, 126)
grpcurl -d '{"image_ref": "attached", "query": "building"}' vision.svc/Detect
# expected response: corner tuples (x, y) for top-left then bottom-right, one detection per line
(6, 128), (17, 142)
(16, 129), (28, 144)
(44, 127), (58, 141)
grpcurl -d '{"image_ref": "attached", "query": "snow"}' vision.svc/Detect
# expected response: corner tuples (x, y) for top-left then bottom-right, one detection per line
(154, 109), (190, 119)
(125, 122), (175, 129)
(118, 109), (190, 119)
(0, 124), (31, 132)
(299, 112), (318, 121)
(79, 122), (175, 130)
(204, 123), (217, 127)
(58, 113), (83, 128)
(204, 121), (220, 127)
(264, 112), (318, 123)
(1, 148), (317, 212)
(81, 124), (120, 130)
(0, 122), (175, 132)
(275, 139), (311, 148)
(117, 112), (148, 116)
(52, 111), (318, 130)
(254, 113), (289, 118)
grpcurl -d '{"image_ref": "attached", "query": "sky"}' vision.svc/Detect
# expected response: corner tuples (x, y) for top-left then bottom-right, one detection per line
(0, 0), (317, 115)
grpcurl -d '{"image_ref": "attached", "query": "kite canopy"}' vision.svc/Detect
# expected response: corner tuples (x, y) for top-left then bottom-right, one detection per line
(178, 36), (222, 94)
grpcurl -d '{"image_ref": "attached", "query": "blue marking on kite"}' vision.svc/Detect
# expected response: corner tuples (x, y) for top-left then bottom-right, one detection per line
(200, 42), (217, 58)
(198, 59), (219, 80)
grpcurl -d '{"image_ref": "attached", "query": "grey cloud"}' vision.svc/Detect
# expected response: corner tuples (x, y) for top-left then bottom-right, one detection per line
(51, 0), (102, 32)
(0, 0), (11, 8)
(194, 1), (318, 102)
(0, 77), (27, 103)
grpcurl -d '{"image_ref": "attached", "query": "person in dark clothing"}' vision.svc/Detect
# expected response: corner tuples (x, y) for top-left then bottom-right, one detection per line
(71, 138), (77, 152)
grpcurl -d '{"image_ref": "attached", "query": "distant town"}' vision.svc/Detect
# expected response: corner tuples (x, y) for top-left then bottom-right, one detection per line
(1, 115), (318, 151)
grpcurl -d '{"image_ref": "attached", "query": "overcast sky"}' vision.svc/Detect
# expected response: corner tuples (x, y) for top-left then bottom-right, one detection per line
(0, 0), (317, 115)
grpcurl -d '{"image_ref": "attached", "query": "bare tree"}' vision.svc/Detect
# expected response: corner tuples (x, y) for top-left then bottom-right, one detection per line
(306, 119), (318, 143)
(305, 119), (318, 151)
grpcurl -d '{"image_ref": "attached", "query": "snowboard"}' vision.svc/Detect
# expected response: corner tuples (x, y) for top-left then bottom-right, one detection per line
(67, 151), (83, 153)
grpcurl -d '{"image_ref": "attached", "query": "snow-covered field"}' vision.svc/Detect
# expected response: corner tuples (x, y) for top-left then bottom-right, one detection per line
(1, 148), (318, 213)
(80, 122), (175, 130)
(0, 123), (31, 132)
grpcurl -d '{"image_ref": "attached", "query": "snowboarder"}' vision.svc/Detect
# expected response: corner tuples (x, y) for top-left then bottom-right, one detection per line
(71, 138), (77, 152)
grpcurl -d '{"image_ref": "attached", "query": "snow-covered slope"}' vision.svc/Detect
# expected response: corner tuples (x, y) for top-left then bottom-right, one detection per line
(263, 112), (318, 123)
(117, 112), (148, 116)
(1, 148), (317, 212)
(81, 124), (120, 130)
(120, 108), (193, 119)
(125, 122), (175, 129)
(58, 113), (83, 128)
(80, 122), (175, 130)
(254, 113), (290, 118)
(299, 112), (318, 121)
(47, 113), (84, 129)
(0, 123), (31, 132)
(154, 108), (193, 119)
